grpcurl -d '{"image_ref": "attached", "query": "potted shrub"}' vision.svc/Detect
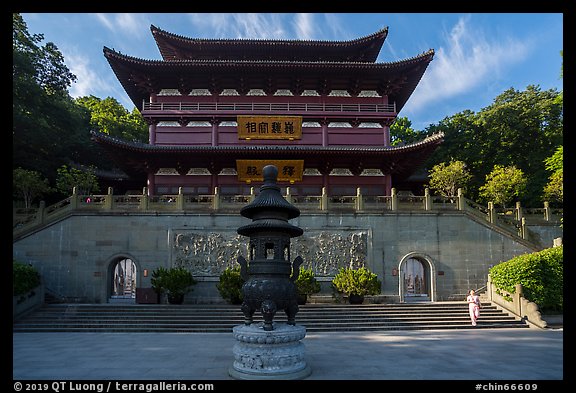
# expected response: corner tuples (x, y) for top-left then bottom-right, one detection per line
(13, 260), (41, 298)
(217, 266), (245, 305)
(151, 266), (197, 304)
(331, 266), (381, 304)
(294, 266), (321, 305)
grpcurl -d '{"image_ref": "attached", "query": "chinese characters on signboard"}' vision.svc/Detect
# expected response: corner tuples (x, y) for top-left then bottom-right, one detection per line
(237, 116), (302, 140)
(236, 160), (304, 183)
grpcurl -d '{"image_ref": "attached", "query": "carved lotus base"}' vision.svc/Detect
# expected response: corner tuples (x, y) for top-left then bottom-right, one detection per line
(229, 323), (311, 380)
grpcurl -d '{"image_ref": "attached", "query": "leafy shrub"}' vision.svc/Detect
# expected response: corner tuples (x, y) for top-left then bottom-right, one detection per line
(489, 246), (563, 312)
(13, 260), (41, 296)
(295, 266), (321, 296)
(332, 266), (381, 296)
(217, 266), (245, 304)
(151, 266), (197, 299)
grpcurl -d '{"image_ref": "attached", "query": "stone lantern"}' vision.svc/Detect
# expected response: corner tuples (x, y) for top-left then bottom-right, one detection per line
(229, 164), (311, 380)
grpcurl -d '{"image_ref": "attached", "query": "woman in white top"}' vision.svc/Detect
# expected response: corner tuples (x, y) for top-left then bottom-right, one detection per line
(466, 289), (482, 326)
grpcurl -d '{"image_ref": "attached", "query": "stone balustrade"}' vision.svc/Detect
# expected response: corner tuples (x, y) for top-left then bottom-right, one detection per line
(13, 187), (562, 243)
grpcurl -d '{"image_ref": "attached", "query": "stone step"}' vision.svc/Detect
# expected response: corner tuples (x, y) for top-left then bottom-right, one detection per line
(13, 302), (528, 333)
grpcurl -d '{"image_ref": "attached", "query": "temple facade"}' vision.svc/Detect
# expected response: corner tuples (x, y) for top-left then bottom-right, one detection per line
(13, 25), (563, 307)
(95, 25), (443, 197)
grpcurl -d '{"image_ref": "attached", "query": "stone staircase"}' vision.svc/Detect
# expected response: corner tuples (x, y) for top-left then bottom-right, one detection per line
(12, 301), (529, 333)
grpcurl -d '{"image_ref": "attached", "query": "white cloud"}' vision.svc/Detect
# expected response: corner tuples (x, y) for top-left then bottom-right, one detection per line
(94, 13), (148, 38)
(115, 14), (146, 37)
(187, 13), (287, 39)
(63, 50), (107, 99)
(294, 13), (315, 40)
(404, 15), (531, 115)
(63, 48), (132, 108)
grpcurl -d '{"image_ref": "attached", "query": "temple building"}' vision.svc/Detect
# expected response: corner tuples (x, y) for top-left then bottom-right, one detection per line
(93, 25), (443, 197)
(14, 25), (560, 309)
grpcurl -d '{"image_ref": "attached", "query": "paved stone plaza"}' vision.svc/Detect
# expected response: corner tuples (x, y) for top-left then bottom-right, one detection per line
(13, 328), (563, 384)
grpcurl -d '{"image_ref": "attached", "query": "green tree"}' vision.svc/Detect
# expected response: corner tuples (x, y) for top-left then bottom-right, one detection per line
(13, 13), (92, 184)
(76, 96), (148, 142)
(427, 160), (472, 198)
(390, 116), (422, 146)
(476, 85), (562, 206)
(13, 168), (53, 208)
(424, 85), (562, 206)
(55, 165), (99, 196)
(543, 146), (563, 204)
(13, 13), (76, 97)
(479, 165), (527, 208)
(423, 111), (483, 197)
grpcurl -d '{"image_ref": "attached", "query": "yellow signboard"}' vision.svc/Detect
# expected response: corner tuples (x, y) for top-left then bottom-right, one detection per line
(237, 116), (302, 140)
(236, 160), (304, 183)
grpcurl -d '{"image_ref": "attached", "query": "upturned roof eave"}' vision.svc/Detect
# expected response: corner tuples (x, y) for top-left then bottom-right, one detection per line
(103, 46), (434, 111)
(104, 45), (433, 68)
(90, 130), (443, 155)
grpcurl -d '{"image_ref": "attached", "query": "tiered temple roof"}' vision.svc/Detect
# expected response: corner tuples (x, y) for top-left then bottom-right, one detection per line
(91, 130), (444, 181)
(97, 25), (442, 194)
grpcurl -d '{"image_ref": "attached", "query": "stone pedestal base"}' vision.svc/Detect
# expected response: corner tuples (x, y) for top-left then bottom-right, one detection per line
(229, 323), (311, 380)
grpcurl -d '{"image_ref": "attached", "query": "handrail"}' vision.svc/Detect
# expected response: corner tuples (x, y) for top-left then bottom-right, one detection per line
(486, 275), (548, 329)
(143, 101), (396, 114)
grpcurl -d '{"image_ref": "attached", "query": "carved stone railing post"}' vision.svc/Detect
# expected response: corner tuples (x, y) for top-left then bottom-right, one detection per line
(213, 187), (220, 210)
(515, 201), (523, 222)
(513, 284), (523, 316)
(391, 188), (398, 211)
(355, 187), (363, 211)
(520, 217), (527, 239)
(249, 187), (255, 203)
(321, 187), (328, 211)
(487, 201), (495, 223)
(457, 188), (464, 211)
(543, 201), (551, 221)
(35, 201), (46, 226)
(285, 186), (292, 204)
(139, 187), (149, 211)
(70, 187), (79, 210)
(104, 187), (114, 210)
(176, 187), (184, 210)
(424, 188), (432, 211)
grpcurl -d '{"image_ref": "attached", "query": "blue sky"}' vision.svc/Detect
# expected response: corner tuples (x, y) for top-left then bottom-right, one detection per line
(20, 13), (563, 131)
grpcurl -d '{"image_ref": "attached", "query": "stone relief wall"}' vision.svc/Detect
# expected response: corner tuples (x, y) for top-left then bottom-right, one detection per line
(170, 229), (368, 277)
(171, 232), (247, 275)
(291, 231), (368, 276)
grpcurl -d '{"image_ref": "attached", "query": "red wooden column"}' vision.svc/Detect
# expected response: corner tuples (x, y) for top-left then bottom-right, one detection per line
(210, 118), (220, 146)
(148, 121), (157, 145)
(320, 118), (329, 147)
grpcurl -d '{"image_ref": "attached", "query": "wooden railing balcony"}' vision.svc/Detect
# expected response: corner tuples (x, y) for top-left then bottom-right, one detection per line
(142, 101), (396, 117)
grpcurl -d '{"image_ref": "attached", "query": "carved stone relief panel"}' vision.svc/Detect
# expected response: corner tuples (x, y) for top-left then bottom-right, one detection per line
(291, 230), (368, 276)
(169, 229), (369, 277)
(170, 231), (248, 276)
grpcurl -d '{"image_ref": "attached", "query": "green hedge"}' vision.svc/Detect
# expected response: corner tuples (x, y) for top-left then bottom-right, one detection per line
(13, 260), (41, 296)
(489, 246), (563, 312)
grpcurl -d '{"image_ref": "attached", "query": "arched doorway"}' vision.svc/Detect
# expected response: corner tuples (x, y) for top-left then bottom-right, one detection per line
(109, 257), (137, 303)
(398, 252), (436, 302)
